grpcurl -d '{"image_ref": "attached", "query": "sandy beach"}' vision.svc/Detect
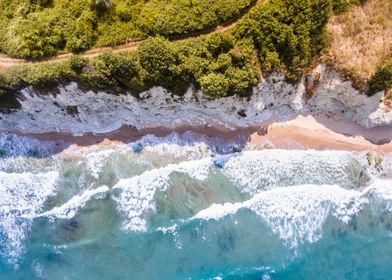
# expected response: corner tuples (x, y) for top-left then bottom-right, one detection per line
(3, 113), (392, 154)
(248, 114), (392, 152)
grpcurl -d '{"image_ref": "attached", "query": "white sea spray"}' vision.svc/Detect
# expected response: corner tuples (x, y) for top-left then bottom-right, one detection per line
(38, 186), (109, 220)
(0, 171), (59, 265)
(112, 157), (212, 231)
(193, 180), (392, 248)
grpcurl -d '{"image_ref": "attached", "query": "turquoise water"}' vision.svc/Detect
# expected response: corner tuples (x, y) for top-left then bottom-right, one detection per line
(0, 132), (392, 280)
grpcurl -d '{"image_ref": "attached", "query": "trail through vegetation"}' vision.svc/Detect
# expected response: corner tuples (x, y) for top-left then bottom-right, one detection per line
(0, 0), (264, 67)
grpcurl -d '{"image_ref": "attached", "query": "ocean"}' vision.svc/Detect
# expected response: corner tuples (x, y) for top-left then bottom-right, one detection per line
(0, 131), (391, 280)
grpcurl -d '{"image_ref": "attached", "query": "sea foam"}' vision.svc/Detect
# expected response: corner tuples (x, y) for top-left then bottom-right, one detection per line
(112, 158), (212, 231)
(193, 180), (392, 248)
(220, 150), (369, 195)
(0, 171), (59, 265)
(38, 185), (110, 220)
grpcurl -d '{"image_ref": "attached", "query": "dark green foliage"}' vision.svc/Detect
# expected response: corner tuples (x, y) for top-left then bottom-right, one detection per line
(7, 13), (65, 59)
(199, 73), (229, 98)
(0, 0), (365, 99)
(69, 55), (88, 73)
(235, 0), (333, 79)
(0, 74), (6, 90)
(87, 51), (138, 90)
(0, 91), (21, 111)
(138, 0), (256, 36)
(90, 0), (113, 11)
(30, 0), (52, 7)
(66, 11), (97, 53)
(0, 74), (21, 110)
(2, 33), (258, 98)
(332, 0), (366, 14)
(0, 0), (255, 59)
(225, 65), (258, 95)
(368, 59), (392, 96)
(23, 63), (74, 88)
(138, 36), (177, 82)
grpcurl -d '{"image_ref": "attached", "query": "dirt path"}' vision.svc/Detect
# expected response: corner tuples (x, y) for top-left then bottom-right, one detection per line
(0, 0), (265, 68)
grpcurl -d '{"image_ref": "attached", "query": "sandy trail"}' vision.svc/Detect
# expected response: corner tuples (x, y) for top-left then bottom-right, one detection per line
(0, 0), (265, 68)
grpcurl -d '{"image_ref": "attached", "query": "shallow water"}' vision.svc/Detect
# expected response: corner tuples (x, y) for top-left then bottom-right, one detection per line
(0, 132), (391, 280)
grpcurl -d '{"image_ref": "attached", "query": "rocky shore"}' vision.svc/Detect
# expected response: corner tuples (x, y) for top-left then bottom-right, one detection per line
(1, 64), (391, 152)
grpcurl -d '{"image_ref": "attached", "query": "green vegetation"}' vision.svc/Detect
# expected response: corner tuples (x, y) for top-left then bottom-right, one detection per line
(366, 152), (383, 172)
(235, 0), (332, 79)
(1, 0), (364, 101)
(332, 0), (366, 14)
(0, 73), (20, 111)
(138, 0), (255, 36)
(368, 58), (392, 96)
(1, 33), (258, 98)
(0, 0), (255, 59)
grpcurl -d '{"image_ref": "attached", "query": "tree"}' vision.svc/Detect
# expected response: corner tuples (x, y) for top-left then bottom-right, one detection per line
(138, 36), (178, 82)
(225, 65), (257, 95)
(69, 55), (88, 73)
(369, 61), (392, 96)
(199, 73), (229, 98)
(66, 11), (97, 53)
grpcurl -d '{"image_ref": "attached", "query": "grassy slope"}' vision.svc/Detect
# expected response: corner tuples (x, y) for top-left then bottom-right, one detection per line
(324, 0), (392, 81)
(323, 0), (392, 105)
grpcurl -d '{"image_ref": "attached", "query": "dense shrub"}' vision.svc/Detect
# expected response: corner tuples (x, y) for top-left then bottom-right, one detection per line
(199, 73), (230, 98)
(6, 13), (65, 59)
(90, 0), (113, 11)
(0, 0), (366, 99)
(89, 51), (138, 90)
(235, 0), (332, 78)
(368, 60), (392, 96)
(66, 11), (97, 53)
(332, 0), (366, 14)
(69, 55), (89, 73)
(0, 0), (255, 58)
(138, 36), (178, 82)
(137, 0), (256, 36)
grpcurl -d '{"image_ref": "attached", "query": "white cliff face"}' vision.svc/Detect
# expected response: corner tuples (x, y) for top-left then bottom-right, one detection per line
(0, 64), (391, 134)
(308, 64), (391, 127)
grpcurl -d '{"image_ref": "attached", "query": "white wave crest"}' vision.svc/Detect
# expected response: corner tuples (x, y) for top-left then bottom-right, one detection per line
(129, 132), (214, 159)
(0, 171), (58, 265)
(194, 181), (392, 248)
(38, 186), (109, 220)
(220, 150), (368, 195)
(112, 158), (212, 231)
(84, 149), (117, 179)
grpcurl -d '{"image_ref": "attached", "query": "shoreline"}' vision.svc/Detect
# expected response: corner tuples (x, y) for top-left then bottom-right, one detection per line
(2, 113), (392, 154)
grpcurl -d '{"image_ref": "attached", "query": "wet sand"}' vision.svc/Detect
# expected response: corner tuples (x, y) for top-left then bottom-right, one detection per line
(249, 114), (392, 152)
(2, 113), (392, 153)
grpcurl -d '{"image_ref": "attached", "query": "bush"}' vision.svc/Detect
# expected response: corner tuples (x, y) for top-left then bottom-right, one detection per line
(66, 11), (97, 53)
(24, 62), (74, 88)
(332, 0), (366, 14)
(199, 73), (229, 98)
(225, 65), (258, 95)
(137, 0), (256, 36)
(235, 0), (332, 79)
(69, 55), (89, 73)
(138, 36), (178, 82)
(0, 0), (256, 58)
(7, 13), (65, 59)
(368, 60), (392, 96)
